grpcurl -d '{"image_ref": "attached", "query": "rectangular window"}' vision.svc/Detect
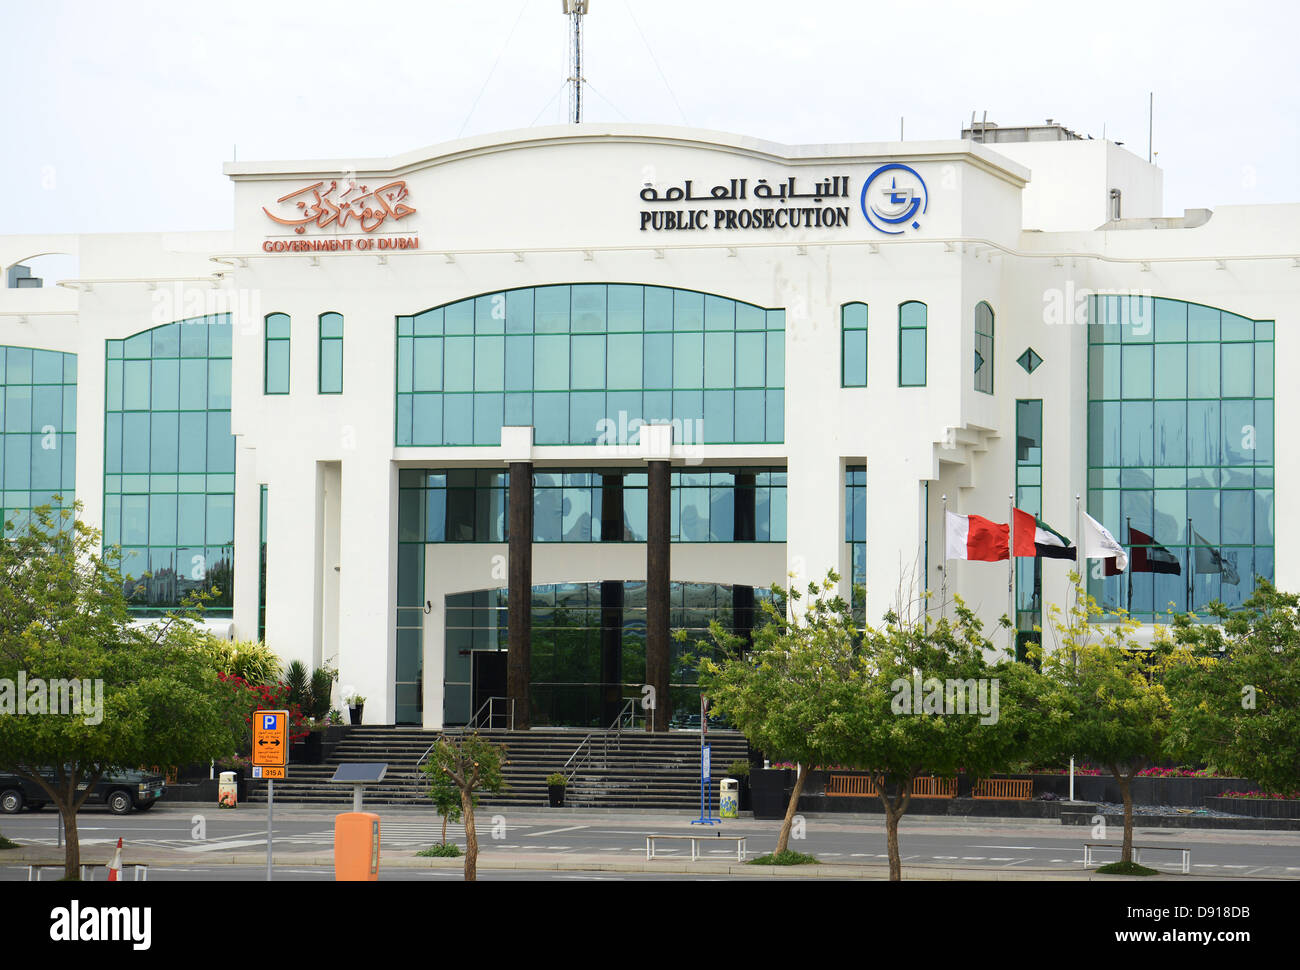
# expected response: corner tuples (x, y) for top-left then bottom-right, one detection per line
(318, 312), (344, 394)
(264, 313), (290, 394)
(899, 302), (927, 387)
(841, 303), (868, 387)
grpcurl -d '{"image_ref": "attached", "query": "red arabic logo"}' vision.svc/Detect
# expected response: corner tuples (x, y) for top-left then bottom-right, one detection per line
(263, 179), (416, 234)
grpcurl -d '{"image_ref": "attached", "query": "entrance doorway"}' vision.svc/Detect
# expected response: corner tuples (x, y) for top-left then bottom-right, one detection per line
(471, 650), (509, 728)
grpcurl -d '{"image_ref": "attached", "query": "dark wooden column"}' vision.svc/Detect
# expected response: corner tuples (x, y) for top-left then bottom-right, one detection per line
(599, 580), (624, 726)
(645, 460), (671, 731)
(507, 461), (533, 730)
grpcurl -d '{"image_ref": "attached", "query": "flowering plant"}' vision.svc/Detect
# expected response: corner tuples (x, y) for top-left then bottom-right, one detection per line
(1218, 790), (1300, 800)
(218, 672), (311, 743)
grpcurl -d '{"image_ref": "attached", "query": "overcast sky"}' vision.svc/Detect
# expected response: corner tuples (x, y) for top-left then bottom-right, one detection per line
(3, 0), (1297, 236)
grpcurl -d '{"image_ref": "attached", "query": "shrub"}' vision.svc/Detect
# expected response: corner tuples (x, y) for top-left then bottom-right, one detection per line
(417, 843), (462, 858)
(748, 850), (819, 866)
(546, 772), (568, 787)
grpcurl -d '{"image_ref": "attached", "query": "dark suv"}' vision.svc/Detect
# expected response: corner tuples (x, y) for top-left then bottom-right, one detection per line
(0, 768), (166, 815)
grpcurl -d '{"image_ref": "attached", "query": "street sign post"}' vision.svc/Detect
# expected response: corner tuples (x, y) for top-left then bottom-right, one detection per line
(691, 695), (718, 825)
(253, 710), (289, 881)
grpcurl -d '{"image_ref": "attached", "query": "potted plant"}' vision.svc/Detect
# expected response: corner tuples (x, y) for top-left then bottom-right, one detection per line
(346, 694), (366, 725)
(546, 772), (567, 808)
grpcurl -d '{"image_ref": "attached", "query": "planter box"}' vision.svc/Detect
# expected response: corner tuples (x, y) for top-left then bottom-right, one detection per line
(1028, 773), (1254, 806)
(1205, 796), (1300, 819)
(751, 768), (794, 820)
(290, 732), (323, 765)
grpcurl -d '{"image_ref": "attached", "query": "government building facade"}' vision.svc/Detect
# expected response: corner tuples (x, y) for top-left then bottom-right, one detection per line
(1, 122), (1294, 728)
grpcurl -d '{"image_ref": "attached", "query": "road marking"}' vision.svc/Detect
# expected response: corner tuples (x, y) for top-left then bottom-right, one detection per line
(529, 825), (590, 837)
(181, 839), (267, 853)
(960, 857), (987, 861)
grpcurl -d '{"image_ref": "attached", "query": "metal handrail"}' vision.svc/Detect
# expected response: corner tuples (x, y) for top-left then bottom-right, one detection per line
(463, 696), (514, 732)
(562, 731), (610, 784)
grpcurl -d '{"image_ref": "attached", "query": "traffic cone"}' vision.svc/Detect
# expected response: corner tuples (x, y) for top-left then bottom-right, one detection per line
(107, 837), (123, 882)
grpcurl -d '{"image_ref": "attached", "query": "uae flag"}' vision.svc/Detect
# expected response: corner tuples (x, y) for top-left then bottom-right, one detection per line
(1106, 525), (1180, 575)
(1012, 508), (1075, 560)
(1193, 530), (1240, 584)
(945, 511), (1010, 562)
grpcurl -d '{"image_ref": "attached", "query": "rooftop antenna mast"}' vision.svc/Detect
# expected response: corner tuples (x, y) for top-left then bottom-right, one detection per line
(563, 1), (591, 124)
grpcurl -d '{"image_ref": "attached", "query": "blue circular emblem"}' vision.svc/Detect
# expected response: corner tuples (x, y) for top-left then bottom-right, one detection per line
(860, 163), (928, 234)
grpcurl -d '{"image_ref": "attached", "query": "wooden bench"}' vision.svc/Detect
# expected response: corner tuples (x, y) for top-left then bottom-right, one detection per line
(1083, 842), (1190, 874)
(825, 775), (957, 798)
(972, 779), (1033, 800)
(645, 833), (747, 862)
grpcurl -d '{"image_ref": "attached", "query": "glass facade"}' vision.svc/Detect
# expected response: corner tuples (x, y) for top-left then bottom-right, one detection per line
(1015, 400), (1043, 631)
(395, 285), (786, 446)
(443, 581), (780, 728)
(0, 345), (77, 533)
(974, 302), (994, 394)
(264, 313), (290, 394)
(1087, 296), (1274, 619)
(318, 312), (343, 394)
(104, 315), (235, 614)
(841, 302), (868, 387)
(845, 465), (866, 625)
(899, 301), (927, 386)
(396, 467), (787, 544)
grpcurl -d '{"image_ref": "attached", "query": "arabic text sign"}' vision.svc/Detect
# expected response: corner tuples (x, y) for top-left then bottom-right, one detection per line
(252, 709), (289, 768)
(263, 179), (417, 235)
(638, 175), (853, 232)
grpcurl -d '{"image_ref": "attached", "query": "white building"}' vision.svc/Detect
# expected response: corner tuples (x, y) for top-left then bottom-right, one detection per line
(1, 122), (1294, 729)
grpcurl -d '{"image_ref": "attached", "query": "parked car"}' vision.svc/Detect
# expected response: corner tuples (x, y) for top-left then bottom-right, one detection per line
(0, 768), (166, 815)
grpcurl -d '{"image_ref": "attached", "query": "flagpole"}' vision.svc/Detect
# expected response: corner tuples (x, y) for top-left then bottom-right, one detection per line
(1008, 492), (1016, 653)
(1074, 494), (1082, 606)
(1070, 494), (1080, 802)
(940, 494), (949, 618)
(1126, 516), (1133, 615)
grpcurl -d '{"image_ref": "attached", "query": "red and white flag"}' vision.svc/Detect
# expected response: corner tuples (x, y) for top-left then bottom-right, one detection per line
(945, 511), (1010, 562)
(107, 837), (123, 882)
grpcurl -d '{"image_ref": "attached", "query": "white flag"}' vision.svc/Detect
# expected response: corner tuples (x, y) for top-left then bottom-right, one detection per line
(1081, 512), (1128, 572)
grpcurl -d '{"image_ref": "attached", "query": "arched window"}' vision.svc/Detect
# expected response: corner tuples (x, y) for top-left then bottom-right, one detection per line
(396, 285), (786, 447)
(898, 301), (927, 387)
(974, 301), (994, 394)
(318, 312), (344, 394)
(841, 302), (868, 387)
(264, 313), (290, 395)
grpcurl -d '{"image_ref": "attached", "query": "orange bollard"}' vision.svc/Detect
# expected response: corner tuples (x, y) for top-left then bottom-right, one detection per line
(334, 812), (381, 881)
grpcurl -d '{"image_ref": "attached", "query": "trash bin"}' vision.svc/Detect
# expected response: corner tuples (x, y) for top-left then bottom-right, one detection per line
(335, 812), (381, 881)
(218, 771), (237, 808)
(719, 778), (739, 818)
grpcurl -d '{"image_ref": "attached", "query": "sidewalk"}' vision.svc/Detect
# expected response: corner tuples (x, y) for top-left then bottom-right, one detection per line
(0, 844), (1250, 880)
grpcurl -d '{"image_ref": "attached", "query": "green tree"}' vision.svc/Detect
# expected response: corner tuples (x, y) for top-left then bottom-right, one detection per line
(1041, 577), (1170, 864)
(428, 733), (507, 880)
(694, 572), (850, 855)
(0, 505), (246, 877)
(822, 598), (1046, 880)
(1161, 579), (1300, 794)
(421, 754), (463, 847)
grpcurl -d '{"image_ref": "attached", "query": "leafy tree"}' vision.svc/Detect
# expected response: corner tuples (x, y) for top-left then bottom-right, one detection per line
(420, 754), (463, 846)
(0, 504), (246, 876)
(821, 598), (1046, 880)
(1161, 579), (1300, 794)
(182, 632), (283, 687)
(428, 733), (507, 880)
(1040, 577), (1170, 864)
(694, 572), (851, 855)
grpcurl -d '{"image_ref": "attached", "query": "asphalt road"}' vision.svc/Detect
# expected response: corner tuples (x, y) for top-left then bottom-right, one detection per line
(3, 802), (1299, 879)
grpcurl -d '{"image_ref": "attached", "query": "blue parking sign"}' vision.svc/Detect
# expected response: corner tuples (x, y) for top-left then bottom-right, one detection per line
(263, 713), (278, 730)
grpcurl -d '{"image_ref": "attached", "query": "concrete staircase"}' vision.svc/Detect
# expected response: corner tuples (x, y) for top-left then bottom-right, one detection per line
(243, 726), (750, 811)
